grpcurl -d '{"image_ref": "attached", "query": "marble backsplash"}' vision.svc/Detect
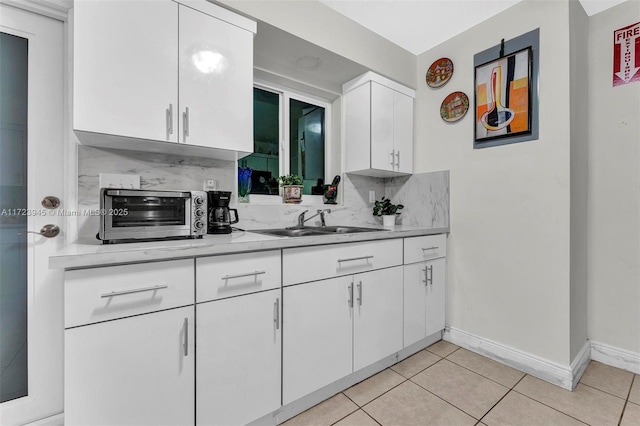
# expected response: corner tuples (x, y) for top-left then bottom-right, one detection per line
(76, 146), (449, 240)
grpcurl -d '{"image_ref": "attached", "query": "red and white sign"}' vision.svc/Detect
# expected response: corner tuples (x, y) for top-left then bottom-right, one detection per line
(613, 21), (640, 86)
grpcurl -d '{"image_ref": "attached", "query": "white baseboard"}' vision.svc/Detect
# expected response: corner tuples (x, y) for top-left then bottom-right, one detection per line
(591, 340), (640, 374)
(444, 327), (591, 391)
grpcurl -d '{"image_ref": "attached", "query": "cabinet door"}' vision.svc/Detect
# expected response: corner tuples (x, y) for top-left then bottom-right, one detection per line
(344, 83), (372, 173)
(403, 262), (427, 347)
(65, 306), (194, 426)
(178, 5), (253, 152)
(370, 82), (395, 172)
(353, 266), (403, 371)
(196, 289), (281, 425)
(73, 0), (178, 142)
(425, 257), (446, 337)
(283, 276), (353, 404)
(393, 91), (413, 174)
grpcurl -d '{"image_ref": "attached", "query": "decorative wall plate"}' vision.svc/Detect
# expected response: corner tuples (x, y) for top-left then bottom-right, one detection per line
(426, 57), (454, 88)
(440, 91), (469, 123)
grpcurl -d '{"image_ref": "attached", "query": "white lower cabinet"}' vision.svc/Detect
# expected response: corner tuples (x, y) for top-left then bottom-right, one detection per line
(283, 266), (403, 404)
(196, 289), (281, 426)
(353, 266), (404, 370)
(403, 257), (446, 347)
(283, 276), (354, 404)
(65, 306), (195, 426)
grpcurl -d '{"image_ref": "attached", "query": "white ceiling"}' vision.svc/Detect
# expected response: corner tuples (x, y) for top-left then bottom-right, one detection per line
(318, 0), (630, 55)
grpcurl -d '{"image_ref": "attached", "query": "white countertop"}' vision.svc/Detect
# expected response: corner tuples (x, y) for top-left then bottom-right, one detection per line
(50, 226), (449, 270)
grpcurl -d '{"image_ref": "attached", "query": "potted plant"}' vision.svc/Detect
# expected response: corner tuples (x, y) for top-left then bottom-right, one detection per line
(373, 196), (404, 227)
(278, 174), (304, 204)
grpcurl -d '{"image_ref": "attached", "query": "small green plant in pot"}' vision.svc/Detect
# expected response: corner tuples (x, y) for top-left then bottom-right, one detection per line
(373, 196), (404, 226)
(278, 174), (304, 204)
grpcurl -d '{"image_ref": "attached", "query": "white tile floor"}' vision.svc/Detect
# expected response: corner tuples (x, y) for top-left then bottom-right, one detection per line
(282, 341), (640, 426)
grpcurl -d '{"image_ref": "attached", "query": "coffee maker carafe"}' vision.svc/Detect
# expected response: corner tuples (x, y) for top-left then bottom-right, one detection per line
(207, 191), (239, 234)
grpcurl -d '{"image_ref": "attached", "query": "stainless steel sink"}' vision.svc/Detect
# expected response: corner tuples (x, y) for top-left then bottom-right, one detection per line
(251, 226), (388, 238)
(319, 226), (388, 234)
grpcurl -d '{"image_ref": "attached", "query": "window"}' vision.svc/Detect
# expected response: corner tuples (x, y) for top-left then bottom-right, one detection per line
(241, 85), (329, 197)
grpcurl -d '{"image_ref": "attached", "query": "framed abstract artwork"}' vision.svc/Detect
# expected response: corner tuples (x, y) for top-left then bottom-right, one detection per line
(473, 28), (539, 149)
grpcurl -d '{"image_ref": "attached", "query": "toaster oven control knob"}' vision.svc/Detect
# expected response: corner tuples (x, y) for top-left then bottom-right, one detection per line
(194, 208), (205, 217)
(194, 220), (205, 230)
(194, 195), (205, 206)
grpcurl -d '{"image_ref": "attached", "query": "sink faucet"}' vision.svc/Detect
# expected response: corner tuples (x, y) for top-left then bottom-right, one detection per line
(297, 209), (332, 227)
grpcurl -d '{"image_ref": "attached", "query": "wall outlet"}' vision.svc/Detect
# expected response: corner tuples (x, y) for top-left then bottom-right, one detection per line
(369, 190), (376, 203)
(203, 179), (217, 191)
(99, 173), (140, 189)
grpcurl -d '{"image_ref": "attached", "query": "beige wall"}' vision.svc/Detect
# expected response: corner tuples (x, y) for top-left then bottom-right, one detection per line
(217, 0), (417, 88)
(415, 0), (576, 365)
(587, 1), (640, 354)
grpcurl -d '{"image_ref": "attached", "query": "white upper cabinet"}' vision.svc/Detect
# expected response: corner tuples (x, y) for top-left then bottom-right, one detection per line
(73, 0), (256, 160)
(178, 4), (253, 152)
(344, 72), (415, 177)
(73, 0), (178, 144)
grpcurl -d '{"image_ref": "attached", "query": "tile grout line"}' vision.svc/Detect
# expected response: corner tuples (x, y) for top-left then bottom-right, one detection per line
(476, 373), (527, 424)
(443, 350), (527, 390)
(509, 380), (596, 425)
(351, 351), (451, 423)
(579, 381), (632, 402)
(617, 374), (636, 426)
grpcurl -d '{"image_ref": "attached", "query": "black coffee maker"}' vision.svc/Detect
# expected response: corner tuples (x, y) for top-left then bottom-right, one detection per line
(207, 191), (239, 234)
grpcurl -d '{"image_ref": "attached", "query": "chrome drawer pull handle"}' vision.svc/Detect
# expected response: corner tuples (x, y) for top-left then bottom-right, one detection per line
(337, 255), (374, 263)
(421, 246), (439, 251)
(183, 106), (190, 141)
(357, 281), (362, 306)
(221, 270), (266, 280)
(183, 318), (189, 357)
(348, 282), (354, 308)
(101, 284), (168, 298)
(274, 298), (280, 330)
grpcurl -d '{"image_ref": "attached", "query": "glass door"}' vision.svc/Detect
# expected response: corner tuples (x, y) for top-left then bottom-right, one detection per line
(0, 30), (29, 404)
(0, 4), (65, 424)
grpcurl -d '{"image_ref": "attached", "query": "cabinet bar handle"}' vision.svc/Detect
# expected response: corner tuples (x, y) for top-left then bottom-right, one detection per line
(390, 150), (395, 167)
(421, 246), (439, 251)
(183, 318), (188, 356)
(337, 255), (374, 264)
(183, 107), (190, 141)
(422, 267), (428, 285)
(357, 281), (362, 306)
(348, 282), (353, 308)
(100, 284), (168, 298)
(166, 103), (173, 137)
(395, 151), (400, 169)
(427, 265), (434, 286)
(274, 297), (280, 330)
(221, 270), (266, 280)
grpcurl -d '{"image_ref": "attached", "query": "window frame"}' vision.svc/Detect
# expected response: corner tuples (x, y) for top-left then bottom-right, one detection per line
(249, 80), (332, 204)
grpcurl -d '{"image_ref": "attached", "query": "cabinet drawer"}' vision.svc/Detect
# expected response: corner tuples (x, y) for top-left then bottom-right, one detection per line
(196, 250), (281, 303)
(404, 234), (447, 264)
(65, 259), (194, 328)
(283, 239), (403, 286)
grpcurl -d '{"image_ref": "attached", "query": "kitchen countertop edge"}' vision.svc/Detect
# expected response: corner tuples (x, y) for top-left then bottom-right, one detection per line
(50, 226), (449, 270)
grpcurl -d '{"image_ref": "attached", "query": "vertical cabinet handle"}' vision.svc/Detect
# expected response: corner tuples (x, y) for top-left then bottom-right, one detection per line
(390, 150), (395, 167)
(395, 150), (400, 169)
(274, 297), (280, 330)
(422, 267), (428, 285)
(357, 281), (362, 306)
(166, 103), (173, 138)
(348, 282), (353, 308)
(427, 265), (434, 286)
(183, 107), (190, 142)
(182, 318), (189, 357)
